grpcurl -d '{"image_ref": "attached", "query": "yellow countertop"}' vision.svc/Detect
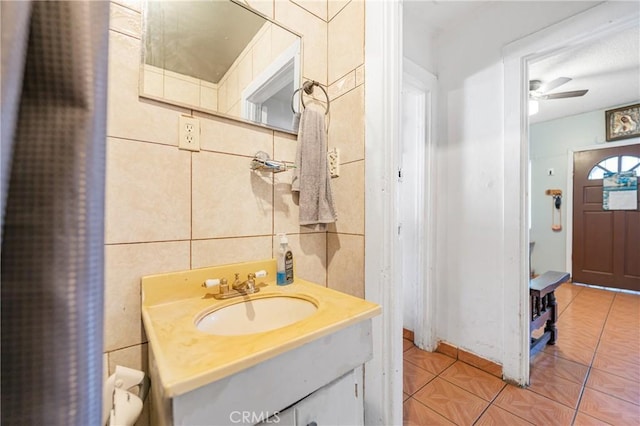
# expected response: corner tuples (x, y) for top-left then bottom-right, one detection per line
(141, 259), (381, 397)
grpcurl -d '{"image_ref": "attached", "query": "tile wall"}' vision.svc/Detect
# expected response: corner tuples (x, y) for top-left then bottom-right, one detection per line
(105, 1), (365, 424)
(218, 21), (299, 116)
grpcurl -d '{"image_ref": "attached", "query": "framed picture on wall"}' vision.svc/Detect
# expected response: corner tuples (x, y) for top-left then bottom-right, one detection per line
(606, 103), (640, 142)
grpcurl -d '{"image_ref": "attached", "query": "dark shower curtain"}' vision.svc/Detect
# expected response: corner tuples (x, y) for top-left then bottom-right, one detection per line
(1, 1), (109, 424)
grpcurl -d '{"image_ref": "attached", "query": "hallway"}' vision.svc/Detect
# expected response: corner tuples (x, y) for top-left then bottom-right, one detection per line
(403, 283), (640, 425)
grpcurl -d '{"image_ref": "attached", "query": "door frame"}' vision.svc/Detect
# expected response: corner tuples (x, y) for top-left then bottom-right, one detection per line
(503, 2), (640, 384)
(364, 1), (403, 424)
(402, 58), (438, 351)
(565, 138), (640, 275)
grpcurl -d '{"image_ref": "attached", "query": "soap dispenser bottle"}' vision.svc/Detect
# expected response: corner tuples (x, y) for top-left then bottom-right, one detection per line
(277, 233), (294, 285)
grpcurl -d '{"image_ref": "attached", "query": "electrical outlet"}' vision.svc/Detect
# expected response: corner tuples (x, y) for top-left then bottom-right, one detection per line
(179, 116), (200, 151)
(328, 148), (340, 178)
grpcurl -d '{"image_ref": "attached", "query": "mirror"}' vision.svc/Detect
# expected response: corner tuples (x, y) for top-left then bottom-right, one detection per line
(141, 1), (302, 133)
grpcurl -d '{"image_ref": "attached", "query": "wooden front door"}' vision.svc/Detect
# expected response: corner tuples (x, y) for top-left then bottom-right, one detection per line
(572, 144), (640, 291)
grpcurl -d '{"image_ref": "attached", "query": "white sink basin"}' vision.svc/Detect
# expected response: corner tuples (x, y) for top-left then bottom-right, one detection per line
(195, 295), (318, 336)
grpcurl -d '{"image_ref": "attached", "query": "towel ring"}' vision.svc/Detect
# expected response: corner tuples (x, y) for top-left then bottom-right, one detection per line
(291, 80), (330, 115)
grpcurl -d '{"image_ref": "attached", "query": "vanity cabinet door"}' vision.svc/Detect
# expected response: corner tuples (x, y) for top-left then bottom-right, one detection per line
(256, 367), (363, 426)
(293, 367), (363, 426)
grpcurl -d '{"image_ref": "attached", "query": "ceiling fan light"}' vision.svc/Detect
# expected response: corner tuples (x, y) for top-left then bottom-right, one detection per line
(529, 100), (539, 116)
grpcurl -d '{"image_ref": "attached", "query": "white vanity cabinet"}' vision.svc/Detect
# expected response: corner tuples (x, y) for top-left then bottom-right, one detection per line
(261, 367), (364, 426)
(150, 320), (372, 426)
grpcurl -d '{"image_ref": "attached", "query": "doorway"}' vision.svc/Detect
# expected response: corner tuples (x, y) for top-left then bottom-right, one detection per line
(505, 2), (640, 385)
(572, 144), (640, 291)
(400, 59), (437, 351)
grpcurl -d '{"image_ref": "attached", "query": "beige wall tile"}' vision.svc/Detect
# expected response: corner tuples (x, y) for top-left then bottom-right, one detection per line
(105, 138), (191, 244)
(164, 75), (200, 107)
(355, 65), (364, 86)
(195, 112), (273, 157)
(328, 0), (350, 21)
(327, 233), (364, 298)
(217, 80), (228, 113)
(110, 2), (141, 39)
(200, 86), (218, 111)
(164, 69), (200, 85)
(328, 0), (364, 84)
(328, 160), (364, 235)
(108, 31), (189, 145)
(327, 84), (364, 163)
(108, 343), (149, 376)
(253, 25), (273, 78)
(192, 152), (273, 239)
(228, 100), (241, 118)
(274, 131), (297, 161)
(275, 0), (327, 85)
(142, 67), (163, 98)
(274, 233), (327, 285)
(291, 0), (328, 21)
(328, 70), (355, 100)
(191, 236), (273, 269)
(245, 0), (274, 19)
(104, 241), (190, 352)
(238, 53), (254, 97)
(271, 24), (302, 63)
(112, 0), (141, 12)
(225, 69), (239, 113)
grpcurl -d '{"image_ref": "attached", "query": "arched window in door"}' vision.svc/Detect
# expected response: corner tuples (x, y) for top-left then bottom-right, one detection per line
(587, 155), (640, 180)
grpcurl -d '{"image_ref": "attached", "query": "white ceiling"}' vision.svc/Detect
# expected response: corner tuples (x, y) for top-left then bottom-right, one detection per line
(403, 0), (640, 124)
(528, 25), (640, 123)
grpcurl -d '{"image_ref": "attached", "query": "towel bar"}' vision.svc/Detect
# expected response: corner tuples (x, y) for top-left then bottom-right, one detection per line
(291, 80), (330, 115)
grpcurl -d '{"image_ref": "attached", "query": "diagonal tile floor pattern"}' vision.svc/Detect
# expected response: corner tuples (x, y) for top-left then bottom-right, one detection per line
(403, 283), (640, 425)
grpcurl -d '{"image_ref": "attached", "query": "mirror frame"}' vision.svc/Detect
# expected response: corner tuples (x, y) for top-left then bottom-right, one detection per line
(139, 0), (303, 135)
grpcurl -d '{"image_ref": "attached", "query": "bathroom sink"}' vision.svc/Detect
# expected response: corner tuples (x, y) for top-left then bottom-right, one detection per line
(195, 295), (318, 336)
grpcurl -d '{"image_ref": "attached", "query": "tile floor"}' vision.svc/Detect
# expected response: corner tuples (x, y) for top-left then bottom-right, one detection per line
(403, 283), (640, 425)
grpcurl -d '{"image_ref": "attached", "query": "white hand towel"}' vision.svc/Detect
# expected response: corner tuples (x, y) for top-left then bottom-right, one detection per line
(291, 104), (337, 229)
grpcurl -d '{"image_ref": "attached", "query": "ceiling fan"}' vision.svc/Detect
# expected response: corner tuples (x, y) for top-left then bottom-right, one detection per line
(529, 77), (589, 101)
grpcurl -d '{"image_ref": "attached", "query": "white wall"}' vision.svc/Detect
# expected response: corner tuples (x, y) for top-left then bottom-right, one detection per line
(529, 109), (608, 275)
(432, 1), (600, 364)
(403, 12), (437, 75)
